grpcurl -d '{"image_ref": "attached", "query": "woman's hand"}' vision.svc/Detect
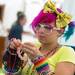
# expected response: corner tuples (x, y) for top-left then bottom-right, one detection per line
(9, 38), (43, 61)
(22, 42), (43, 61)
(9, 38), (29, 67)
(9, 38), (22, 49)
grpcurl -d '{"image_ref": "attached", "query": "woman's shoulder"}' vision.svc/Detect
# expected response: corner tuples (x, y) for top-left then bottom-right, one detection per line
(57, 46), (75, 64)
(59, 46), (75, 53)
(51, 46), (75, 58)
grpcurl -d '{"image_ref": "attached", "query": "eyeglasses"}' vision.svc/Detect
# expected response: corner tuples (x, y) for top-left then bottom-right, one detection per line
(34, 24), (61, 32)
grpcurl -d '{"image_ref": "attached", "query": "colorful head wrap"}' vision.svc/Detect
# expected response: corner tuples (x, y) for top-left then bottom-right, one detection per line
(31, 9), (57, 31)
(58, 21), (75, 47)
(31, 0), (72, 31)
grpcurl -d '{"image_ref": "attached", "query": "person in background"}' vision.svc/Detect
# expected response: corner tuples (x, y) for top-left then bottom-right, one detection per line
(3, 0), (75, 75)
(8, 11), (26, 40)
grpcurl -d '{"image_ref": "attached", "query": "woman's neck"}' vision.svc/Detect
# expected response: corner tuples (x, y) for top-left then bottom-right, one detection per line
(40, 42), (59, 51)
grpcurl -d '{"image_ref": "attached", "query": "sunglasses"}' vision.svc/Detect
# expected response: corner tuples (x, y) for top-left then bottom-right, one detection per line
(35, 23), (61, 32)
(35, 24), (53, 31)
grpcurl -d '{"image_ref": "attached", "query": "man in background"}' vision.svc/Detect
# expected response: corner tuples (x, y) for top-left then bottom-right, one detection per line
(8, 11), (26, 40)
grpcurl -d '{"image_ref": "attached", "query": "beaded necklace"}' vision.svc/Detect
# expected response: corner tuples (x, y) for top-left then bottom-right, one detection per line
(40, 45), (60, 57)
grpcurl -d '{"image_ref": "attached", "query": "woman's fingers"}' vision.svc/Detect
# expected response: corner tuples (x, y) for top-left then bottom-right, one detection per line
(10, 41), (16, 49)
(9, 38), (22, 49)
(23, 47), (34, 55)
(17, 43), (42, 60)
(23, 44), (36, 52)
(22, 44), (42, 59)
(13, 39), (22, 47)
(23, 42), (36, 47)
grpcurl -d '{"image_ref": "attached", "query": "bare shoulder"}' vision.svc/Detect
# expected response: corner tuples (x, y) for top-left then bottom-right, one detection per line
(55, 62), (75, 75)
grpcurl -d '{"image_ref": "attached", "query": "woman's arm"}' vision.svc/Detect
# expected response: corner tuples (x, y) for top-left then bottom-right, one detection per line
(54, 62), (75, 75)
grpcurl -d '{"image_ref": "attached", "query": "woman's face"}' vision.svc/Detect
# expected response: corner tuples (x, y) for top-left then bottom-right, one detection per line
(35, 22), (61, 44)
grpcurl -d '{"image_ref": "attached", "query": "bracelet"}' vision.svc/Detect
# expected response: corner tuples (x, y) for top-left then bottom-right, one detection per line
(32, 55), (44, 63)
(33, 56), (50, 74)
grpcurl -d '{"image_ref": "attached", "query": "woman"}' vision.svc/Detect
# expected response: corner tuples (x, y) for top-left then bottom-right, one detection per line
(3, 0), (75, 75)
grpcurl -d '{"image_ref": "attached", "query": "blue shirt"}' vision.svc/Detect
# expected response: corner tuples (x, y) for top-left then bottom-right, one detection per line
(8, 22), (23, 40)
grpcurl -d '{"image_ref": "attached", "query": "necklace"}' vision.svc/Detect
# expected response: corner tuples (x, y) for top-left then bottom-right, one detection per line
(40, 45), (60, 57)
